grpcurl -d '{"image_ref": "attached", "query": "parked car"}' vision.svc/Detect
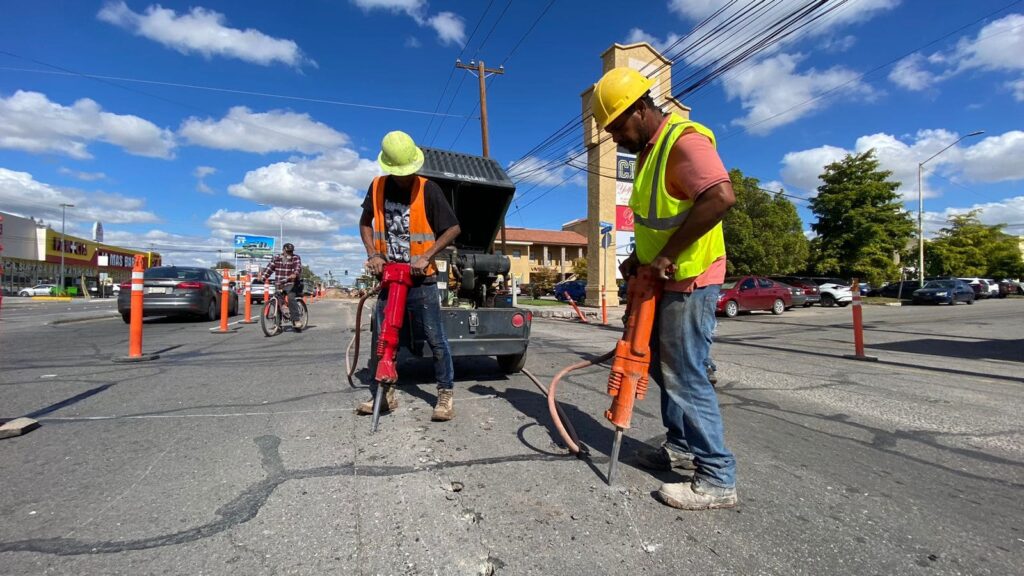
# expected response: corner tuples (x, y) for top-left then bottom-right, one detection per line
(117, 266), (238, 323)
(767, 276), (820, 306)
(773, 281), (808, 309)
(248, 279), (268, 304)
(875, 280), (920, 300)
(912, 279), (975, 305)
(958, 278), (992, 299)
(716, 275), (792, 317)
(981, 279), (1000, 298)
(554, 280), (587, 303)
(18, 284), (56, 296)
(806, 277), (853, 307)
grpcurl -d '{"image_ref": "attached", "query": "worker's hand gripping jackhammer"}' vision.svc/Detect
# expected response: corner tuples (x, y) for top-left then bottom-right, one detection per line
(605, 265), (663, 484)
(371, 262), (413, 432)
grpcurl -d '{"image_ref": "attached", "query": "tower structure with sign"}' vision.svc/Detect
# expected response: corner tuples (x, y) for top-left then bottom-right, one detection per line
(580, 42), (690, 307)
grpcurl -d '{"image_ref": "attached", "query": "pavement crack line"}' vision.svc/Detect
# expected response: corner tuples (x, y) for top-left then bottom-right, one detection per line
(0, 435), (570, 557)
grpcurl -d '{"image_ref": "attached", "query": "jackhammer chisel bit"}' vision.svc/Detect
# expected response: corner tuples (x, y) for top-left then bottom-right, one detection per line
(604, 266), (663, 485)
(370, 384), (385, 433)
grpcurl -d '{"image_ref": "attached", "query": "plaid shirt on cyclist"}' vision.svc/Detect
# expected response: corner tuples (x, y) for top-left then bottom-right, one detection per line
(262, 253), (302, 285)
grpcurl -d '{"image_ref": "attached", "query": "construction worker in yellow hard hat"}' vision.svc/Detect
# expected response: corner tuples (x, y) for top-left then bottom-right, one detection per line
(592, 67), (739, 511)
(356, 131), (462, 422)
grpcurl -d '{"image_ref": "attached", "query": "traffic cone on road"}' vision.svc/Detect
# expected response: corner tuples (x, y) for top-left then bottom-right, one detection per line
(113, 254), (159, 362)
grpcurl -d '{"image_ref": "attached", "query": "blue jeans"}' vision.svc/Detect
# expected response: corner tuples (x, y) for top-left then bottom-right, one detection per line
(650, 285), (736, 488)
(373, 283), (454, 389)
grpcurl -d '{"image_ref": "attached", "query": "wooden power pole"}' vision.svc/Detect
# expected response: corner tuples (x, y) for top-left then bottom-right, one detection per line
(455, 59), (508, 252)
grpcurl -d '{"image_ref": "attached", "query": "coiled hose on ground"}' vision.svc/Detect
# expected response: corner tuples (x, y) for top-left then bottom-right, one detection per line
(345, 287), (380, 388)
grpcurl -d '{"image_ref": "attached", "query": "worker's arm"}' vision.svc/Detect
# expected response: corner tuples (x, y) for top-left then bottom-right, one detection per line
(650, 181), (735, 278)
(360, 209), (386, 276)
(411, 225), (461, 276)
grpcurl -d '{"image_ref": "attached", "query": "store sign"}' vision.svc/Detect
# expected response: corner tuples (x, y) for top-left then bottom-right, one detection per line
(234, 234), (275, 257)
(43, 229), (144, 269)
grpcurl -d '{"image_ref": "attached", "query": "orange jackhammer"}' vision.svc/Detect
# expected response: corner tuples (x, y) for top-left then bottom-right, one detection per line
(606, 266), (663, 484)
(370, 262), (413, 432)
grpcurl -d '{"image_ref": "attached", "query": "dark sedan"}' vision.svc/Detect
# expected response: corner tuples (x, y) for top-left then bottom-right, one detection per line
(874, 280), (920, 300)
(912, 279), (975, 305)
(716, 275), (792, 317)
(118, 266), (238, 322)
(767, 276), (820, 306)
(554, 280), (586, 304)
(773, 281), (808, 308)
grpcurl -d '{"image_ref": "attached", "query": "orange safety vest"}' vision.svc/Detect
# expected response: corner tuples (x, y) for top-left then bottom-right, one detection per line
(371, 175), (437, 275)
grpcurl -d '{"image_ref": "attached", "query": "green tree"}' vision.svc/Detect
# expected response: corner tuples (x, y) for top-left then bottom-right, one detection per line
(808, 150), (914, 285)
(529, 266), (558, 298)
(723, 169), (809, 275)
(213, 261), (235, 269)
(571, 257), (588, 281)
(926, 210), (1024, 278)
(300, 265), (322, 286)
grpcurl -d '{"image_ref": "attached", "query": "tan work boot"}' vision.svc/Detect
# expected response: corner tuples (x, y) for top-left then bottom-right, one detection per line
(431, 388), (454, 422)
(355, 384), (398, 415)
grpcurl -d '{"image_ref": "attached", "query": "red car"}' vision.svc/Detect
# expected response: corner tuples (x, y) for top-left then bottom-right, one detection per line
(717, 275), (793, 317)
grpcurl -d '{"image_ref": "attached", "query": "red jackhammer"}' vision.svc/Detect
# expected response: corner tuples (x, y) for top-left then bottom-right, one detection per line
(370, 262), (413, 432)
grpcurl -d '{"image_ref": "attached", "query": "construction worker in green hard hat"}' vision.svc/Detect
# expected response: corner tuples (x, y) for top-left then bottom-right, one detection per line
(356, 131), (462, 422)
(592, 67), (738, 510)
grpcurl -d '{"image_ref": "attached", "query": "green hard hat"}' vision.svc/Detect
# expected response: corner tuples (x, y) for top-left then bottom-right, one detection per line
(377, 130), (424, 176)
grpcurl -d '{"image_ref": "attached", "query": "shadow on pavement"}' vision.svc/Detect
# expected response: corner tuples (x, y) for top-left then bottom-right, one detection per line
(868, 338), (1023, 363)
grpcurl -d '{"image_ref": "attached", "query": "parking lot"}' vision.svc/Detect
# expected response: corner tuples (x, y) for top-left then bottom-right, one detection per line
(1, 298), (1022, 575)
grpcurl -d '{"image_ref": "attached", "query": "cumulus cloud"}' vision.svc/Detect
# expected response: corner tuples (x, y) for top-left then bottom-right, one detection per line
(350, 0), (464, 46)
(779, 130), (1022, 199)
(889, 13), (1024, 95)
(227, 149), (380, 216)
(0, 90), (175, 159)
(725, 53), (876, 134)
(669, 0), (900, 29)
(0, 167), (159, 225)
(922, 196), (1024, 238)
(97, 1), (313, 67)
(58, 167), (107, 181)
(179, 107), (348, 154)
(100, 228), (233, 267)
(507, 156), (586, 188)
(626, 28), (682, 57)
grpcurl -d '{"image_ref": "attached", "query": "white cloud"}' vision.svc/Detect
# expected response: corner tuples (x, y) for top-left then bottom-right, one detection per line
(100, 228), (233, 267)
(405, 36), (422, 48)
(194, 165), (216, 194)
(888, 54), (939, 91)
(822, 34), (857, 53)
(179, 107), (348, 154)
(961, 131), (1024, 183)
(350, 0), (464, 46)
(227, 149), (380, 217)
(780, 130), (1021, 200)
(669, 0), (900, 29)
(98, 1), (313, 67)
(58, 167), (107, 181)
(890, 13), (1024, 94)
(625, 28), (682, 56)
(507, 156), (586, 188)
(0, 167), (159, 225)
(427, 12), (466, 47)
(923, 196), (1024, 238)
(0, 90), (175, 159)
(724, 53), (876, 134)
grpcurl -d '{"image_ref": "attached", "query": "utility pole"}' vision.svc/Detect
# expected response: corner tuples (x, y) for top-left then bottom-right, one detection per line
(455, 59), (507, 252)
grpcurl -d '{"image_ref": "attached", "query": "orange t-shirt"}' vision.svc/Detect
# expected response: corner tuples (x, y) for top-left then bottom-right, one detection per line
(636, 116), (730, 292)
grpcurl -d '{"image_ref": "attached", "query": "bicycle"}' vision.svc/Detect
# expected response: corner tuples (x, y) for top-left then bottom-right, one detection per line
(260, 283), (308, 336)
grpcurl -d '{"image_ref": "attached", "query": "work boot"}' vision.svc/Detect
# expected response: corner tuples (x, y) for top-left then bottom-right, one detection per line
(431, 388), (454, 422)
(634, 442), (697, 471)
(656, 479), (738, 510)
(707, 365), (718, 385)
(355, 384), (397, 415)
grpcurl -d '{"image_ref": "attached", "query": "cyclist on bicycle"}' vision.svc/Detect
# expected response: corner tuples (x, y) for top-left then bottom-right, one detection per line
(260, 242), (304, 332)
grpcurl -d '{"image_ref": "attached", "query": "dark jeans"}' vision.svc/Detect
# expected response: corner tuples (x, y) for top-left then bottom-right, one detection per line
(371, 283), (454, 390)
(650, 286), (736, 488)
(278, 282), (302, 324)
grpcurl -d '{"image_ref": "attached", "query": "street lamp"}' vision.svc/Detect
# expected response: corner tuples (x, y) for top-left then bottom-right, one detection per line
(917, 130), (984, 286)
(257, 204), (298, 253)
(59, 202), (74, 295)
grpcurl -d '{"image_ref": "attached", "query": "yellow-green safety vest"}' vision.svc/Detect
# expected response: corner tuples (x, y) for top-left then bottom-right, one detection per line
(630, 113), (726, 281)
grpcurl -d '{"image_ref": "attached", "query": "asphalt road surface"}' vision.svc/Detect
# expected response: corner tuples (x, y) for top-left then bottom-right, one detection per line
(1, 297), (1021, 575)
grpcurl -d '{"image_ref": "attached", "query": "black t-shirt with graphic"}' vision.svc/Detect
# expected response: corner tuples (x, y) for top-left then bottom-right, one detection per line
(361, 177), (459, 282)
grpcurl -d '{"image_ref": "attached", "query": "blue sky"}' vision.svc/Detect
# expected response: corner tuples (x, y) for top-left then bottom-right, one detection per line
(2, 0), (1022, 281)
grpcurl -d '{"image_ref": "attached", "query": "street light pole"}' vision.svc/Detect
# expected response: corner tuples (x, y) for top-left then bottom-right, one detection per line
(59, 202), (74, 295)
(916, 130), (984, 286)
(258, 204), (296, 253)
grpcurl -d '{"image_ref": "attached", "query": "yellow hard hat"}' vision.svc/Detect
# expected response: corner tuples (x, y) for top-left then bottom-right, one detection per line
(378, 130), (424, 176)
(591, 67), (655, 128)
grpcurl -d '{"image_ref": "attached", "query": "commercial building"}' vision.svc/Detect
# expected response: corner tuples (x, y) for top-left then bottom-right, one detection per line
(0, 210), (160, 296)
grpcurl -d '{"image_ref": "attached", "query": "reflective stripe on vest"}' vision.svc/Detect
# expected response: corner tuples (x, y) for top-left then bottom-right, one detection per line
(371, 176), (438, 275)
(629, 114), (725, 281)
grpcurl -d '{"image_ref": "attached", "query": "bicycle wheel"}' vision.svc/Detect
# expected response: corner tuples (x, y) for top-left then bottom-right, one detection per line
(293, 299), (309, 330)
(260, 298), (281, 337)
